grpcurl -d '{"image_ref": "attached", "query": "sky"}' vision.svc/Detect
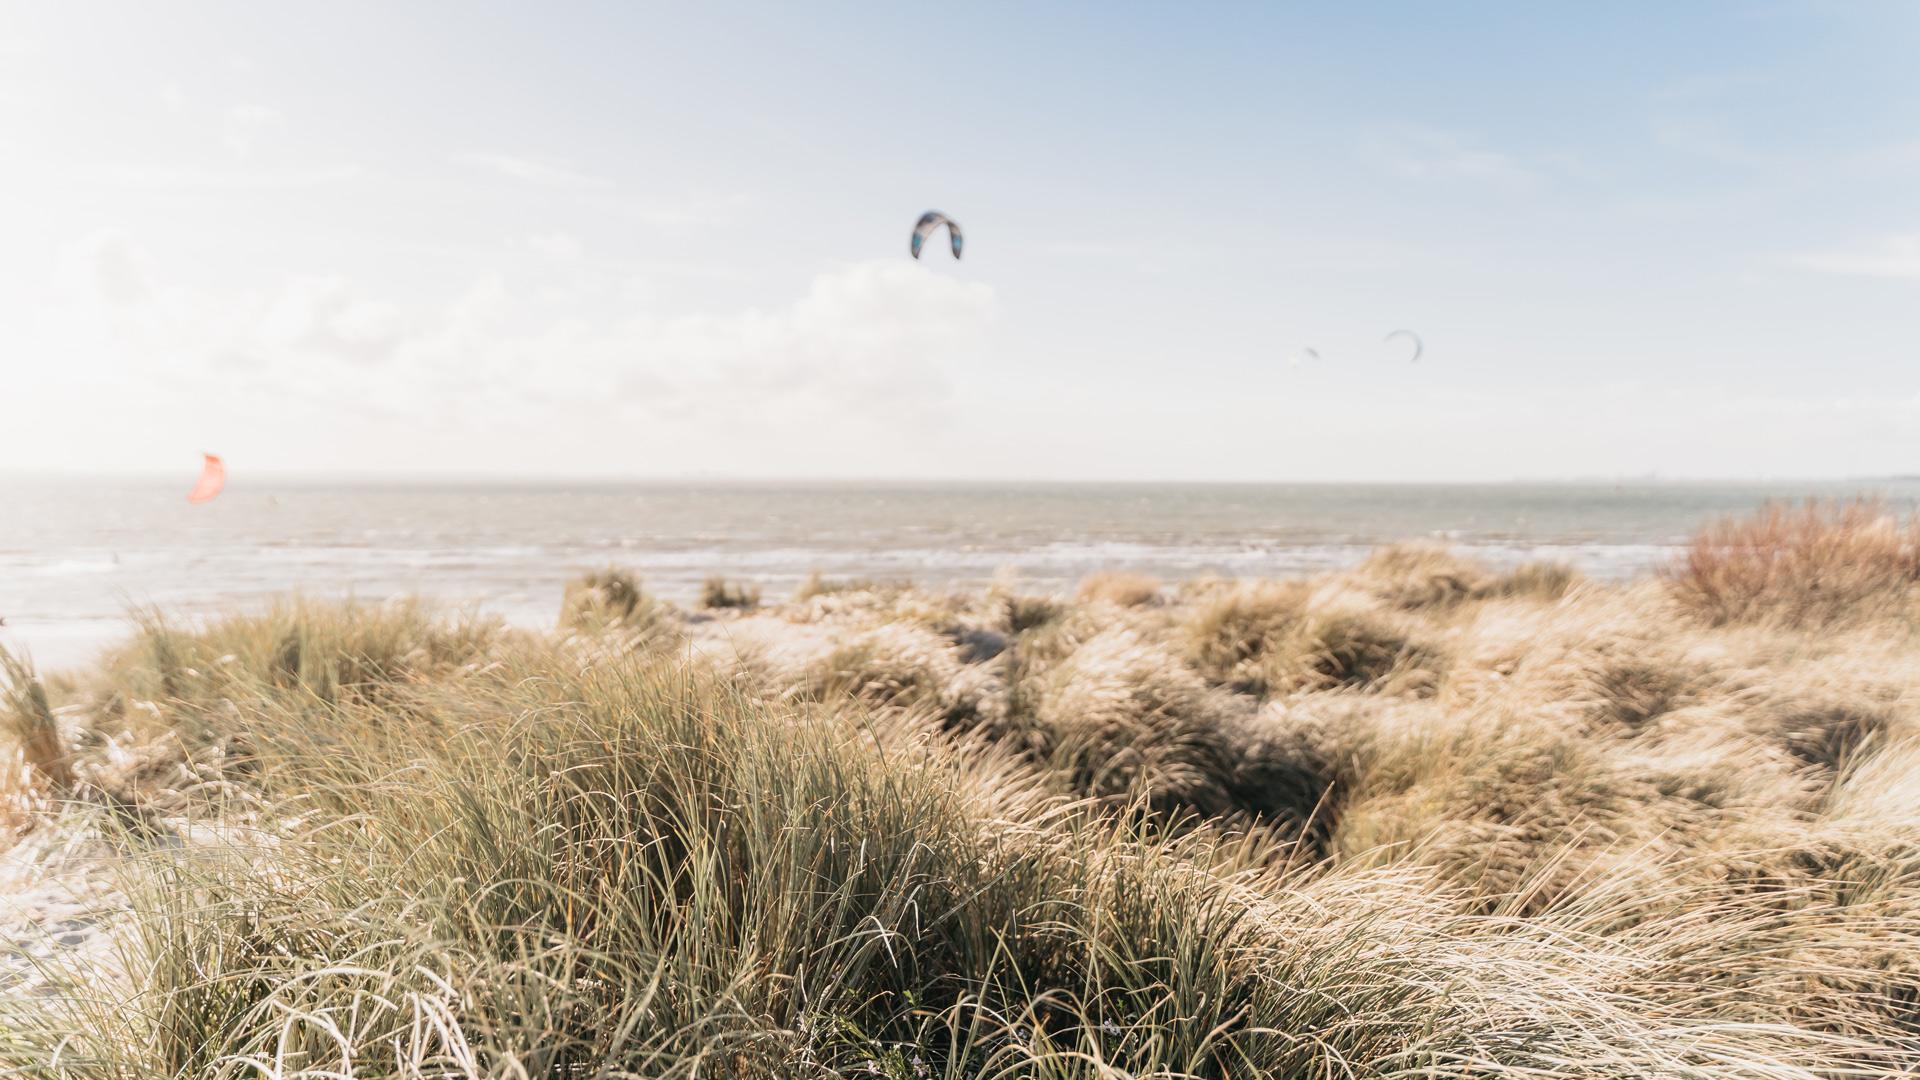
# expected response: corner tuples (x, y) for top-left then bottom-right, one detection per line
(2, 1), (1918, 482)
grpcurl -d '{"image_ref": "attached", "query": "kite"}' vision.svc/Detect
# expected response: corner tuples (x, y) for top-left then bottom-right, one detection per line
(910, 211), (963, 259)
(187, 453), (226, 504)
(1385, 329), (1423, 363)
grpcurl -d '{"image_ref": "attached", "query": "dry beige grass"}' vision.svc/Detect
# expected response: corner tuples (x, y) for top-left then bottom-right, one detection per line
(1183, 581), (1437, 695)
(559, 566), (654, 629)
(1353, 542), (1496, 609)
(6, 511), (1920, 1075)
(792, 571), (904, 602)
(1182, 578), (1309, 685)
(1075, 570), (1163, 607)
(1025, 626), (1239, 813)
(699, 574), (762, 610)
(1494, 559), (1581, 600)
(1, 648), (72, 797)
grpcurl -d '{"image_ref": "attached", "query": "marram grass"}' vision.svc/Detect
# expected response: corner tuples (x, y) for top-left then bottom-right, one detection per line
(2, 504), (1919, 1077)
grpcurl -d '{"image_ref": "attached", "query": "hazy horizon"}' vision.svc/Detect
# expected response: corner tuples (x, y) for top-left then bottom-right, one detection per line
(9, 469), (1920, 487)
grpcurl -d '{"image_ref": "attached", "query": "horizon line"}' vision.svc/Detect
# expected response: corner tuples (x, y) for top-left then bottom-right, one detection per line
(4, 470), (1919, 488)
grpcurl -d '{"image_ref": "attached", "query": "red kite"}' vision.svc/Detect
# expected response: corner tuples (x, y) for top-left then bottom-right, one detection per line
(188, 453), (226, 504)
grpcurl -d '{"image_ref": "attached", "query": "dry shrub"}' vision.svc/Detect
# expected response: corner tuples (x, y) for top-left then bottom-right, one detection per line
(1353, 543), (1496, 610)
(559, 568), (654, 630)
(1075, 571), (1162, 608)
(1668, 498), (1920, 626)
(699, 575), (762, 610)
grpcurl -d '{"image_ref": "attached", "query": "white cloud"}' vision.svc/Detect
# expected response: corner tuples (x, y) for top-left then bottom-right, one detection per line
(632, 261), (995, 412)
(45, 236), (995, 433)
(254, 277), (407, 366)
(458, 152), (613, 189)
(1786, 234), (1920, 279)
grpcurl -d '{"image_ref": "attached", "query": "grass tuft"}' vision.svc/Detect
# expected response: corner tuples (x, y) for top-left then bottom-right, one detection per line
(1075, 571), (1163, 608)
(700, 575), (763, 610)
(1353, 542), (1495, 609)
(1, 646), (72, 796)
(559, 567), (655, 629)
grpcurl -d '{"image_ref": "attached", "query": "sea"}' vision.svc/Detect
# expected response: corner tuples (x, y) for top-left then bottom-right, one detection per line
(4, 476), (1917, 670)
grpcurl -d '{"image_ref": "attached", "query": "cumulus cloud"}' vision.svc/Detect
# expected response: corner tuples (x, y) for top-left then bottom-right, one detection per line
(1786, 233), (1920, 279)
(253, 277), (407, 366)
(627, 261), (995, 412)
(47, 236), (995, 432)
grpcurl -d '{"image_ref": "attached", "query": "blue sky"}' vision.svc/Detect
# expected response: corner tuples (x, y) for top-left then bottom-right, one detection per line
(3, 2), (1917, 480)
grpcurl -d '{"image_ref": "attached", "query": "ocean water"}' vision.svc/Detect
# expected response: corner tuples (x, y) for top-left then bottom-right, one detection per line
(3, 476), (1916, 670)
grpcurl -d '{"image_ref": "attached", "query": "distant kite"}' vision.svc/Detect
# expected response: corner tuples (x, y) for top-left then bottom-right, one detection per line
(187, 453), (226, 504)
(910, 211), (963, 259)
(1385, 329), (1423, 363)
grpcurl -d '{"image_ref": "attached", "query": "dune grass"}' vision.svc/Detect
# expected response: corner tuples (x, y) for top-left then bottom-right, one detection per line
(1, 648), (71, 799)
(701, 575), (763, 610)
(4, 504), (1920, 1076)
(1074, 571), (1163, 608)
(560, 567), (657, 630)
